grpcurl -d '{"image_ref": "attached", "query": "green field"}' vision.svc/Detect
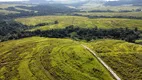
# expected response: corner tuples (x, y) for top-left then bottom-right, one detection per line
(0, 10), (19, 15)
(1, 37), (142, 80)
(1, 1), (142, 80)
(15, 16), (142, 31)
(86, 39), (142, 80)
(0, 37), (114, 80)
(75, 12), (142, 18)
(0, 4), (32, 15)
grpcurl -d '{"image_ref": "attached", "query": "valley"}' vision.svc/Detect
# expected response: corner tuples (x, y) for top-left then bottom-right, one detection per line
(0, 0), (142, 80)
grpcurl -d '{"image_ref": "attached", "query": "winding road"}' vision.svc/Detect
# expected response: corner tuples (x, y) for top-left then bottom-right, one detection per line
(81, 44), (121, 80)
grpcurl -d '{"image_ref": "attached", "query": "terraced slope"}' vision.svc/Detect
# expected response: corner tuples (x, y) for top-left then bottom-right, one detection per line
(0, 37), (114, 80)
(15, 16), (142, 31)
(87, 39), (142, 80)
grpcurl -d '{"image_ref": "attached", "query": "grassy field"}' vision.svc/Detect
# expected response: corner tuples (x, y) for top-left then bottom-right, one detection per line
(0, 4), (32, 15)
(75, 12), (142, 18)
(0, 4), (20, 14)
(86, 39), (142, 80)
(15, 16), (142, 31)
(0, 10), (19, 15)
(0, 37), (114, 80)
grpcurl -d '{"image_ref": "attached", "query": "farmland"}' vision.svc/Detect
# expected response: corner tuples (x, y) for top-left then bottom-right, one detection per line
(0, 1), (142, 80)
(86, 39), (142, 80)
(0, 37), (114, 80)
(15, 16), (142, 31)
(0, 36), (142, 80)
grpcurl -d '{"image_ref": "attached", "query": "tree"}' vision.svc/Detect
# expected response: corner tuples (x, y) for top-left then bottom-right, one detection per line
(54, 20), (59, 24)
(70, 32), (78, 40)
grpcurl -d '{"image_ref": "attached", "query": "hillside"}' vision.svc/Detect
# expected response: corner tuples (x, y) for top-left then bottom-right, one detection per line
(0, 1), (142, 80)
(0, 37), (142, 80)
(0, 4), (32, 15)
(86, 39), (142, 80)
(0, 37), (114, 80)
(15, 16), (142, 31)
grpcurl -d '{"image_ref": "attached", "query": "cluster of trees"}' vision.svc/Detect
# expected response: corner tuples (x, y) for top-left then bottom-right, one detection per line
(73, 14), (142, 20)
(0, 20), (36, 41)
(35, 23), (49, 27)
(0, 21), (140, 43)
(0, 20), (59, 41)
(37, 25), (140, 42)
(87, 15), (142, 19)
(89, 10), (114, 12)
(83, 9), (141, 13)
(34, 21), (58, 27)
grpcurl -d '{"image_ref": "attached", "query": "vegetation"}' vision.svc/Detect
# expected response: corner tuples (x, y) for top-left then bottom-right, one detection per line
(34, 25), (140, 42)
(0, 4), (33, 15)
(87, 39), (142, 80)
(0, 4), (77, 20)
(73, 12), (142, 19)
(0, 37), (114, 80)
(0, 23), (140, 43)
(77, 3), (142, 11)
(0, 2), (142, 80)
(0, 20), (37, 41)
(15, 16), (142, 31)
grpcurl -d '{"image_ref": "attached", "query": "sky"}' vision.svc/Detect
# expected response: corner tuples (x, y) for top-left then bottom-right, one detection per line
(0, 0), (119, 2)
(0, 0), (27, 2)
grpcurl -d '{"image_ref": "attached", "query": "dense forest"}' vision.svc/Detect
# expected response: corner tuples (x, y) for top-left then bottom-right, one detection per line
(0, 21), (140, 43)
(36, 25), (140, 42)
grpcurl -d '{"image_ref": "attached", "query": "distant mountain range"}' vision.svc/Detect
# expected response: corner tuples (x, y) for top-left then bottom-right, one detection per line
(0, 0), (141, 6)
(28, 0), (107, 4)
(105, 0), (142, 6)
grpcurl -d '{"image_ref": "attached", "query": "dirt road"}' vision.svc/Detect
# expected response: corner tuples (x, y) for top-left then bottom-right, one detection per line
(81, 44), (121, 80)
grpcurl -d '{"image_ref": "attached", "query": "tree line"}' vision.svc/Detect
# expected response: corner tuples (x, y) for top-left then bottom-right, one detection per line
(0, 20), (37, 41)
(0, 22), (140, 43)
(73, 14), (142, 20)
(37, 25), (140, 42)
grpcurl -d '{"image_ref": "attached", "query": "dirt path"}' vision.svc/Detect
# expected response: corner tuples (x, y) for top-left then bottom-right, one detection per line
(81, 44), (121, 80)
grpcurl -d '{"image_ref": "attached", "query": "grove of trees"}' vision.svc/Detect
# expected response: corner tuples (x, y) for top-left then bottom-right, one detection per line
(0, 21), (140, 43)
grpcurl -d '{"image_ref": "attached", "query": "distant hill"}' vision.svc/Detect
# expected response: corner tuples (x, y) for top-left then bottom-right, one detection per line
(105, 0), (142, 6)
(29, 0), (47, 4)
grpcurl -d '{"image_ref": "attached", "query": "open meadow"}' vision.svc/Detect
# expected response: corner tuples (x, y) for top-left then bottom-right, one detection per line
(15, 16), (142, 31)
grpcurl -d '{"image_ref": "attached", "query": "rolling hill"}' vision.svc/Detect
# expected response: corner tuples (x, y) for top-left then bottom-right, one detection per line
(86, 39), (142, 80)
(0, 36), (142, 80)
(0, 37), (114, 80)
(15, 16), (142, 31)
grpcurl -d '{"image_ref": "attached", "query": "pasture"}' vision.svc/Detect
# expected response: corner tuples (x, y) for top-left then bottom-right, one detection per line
(15, 16), (142, 31)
